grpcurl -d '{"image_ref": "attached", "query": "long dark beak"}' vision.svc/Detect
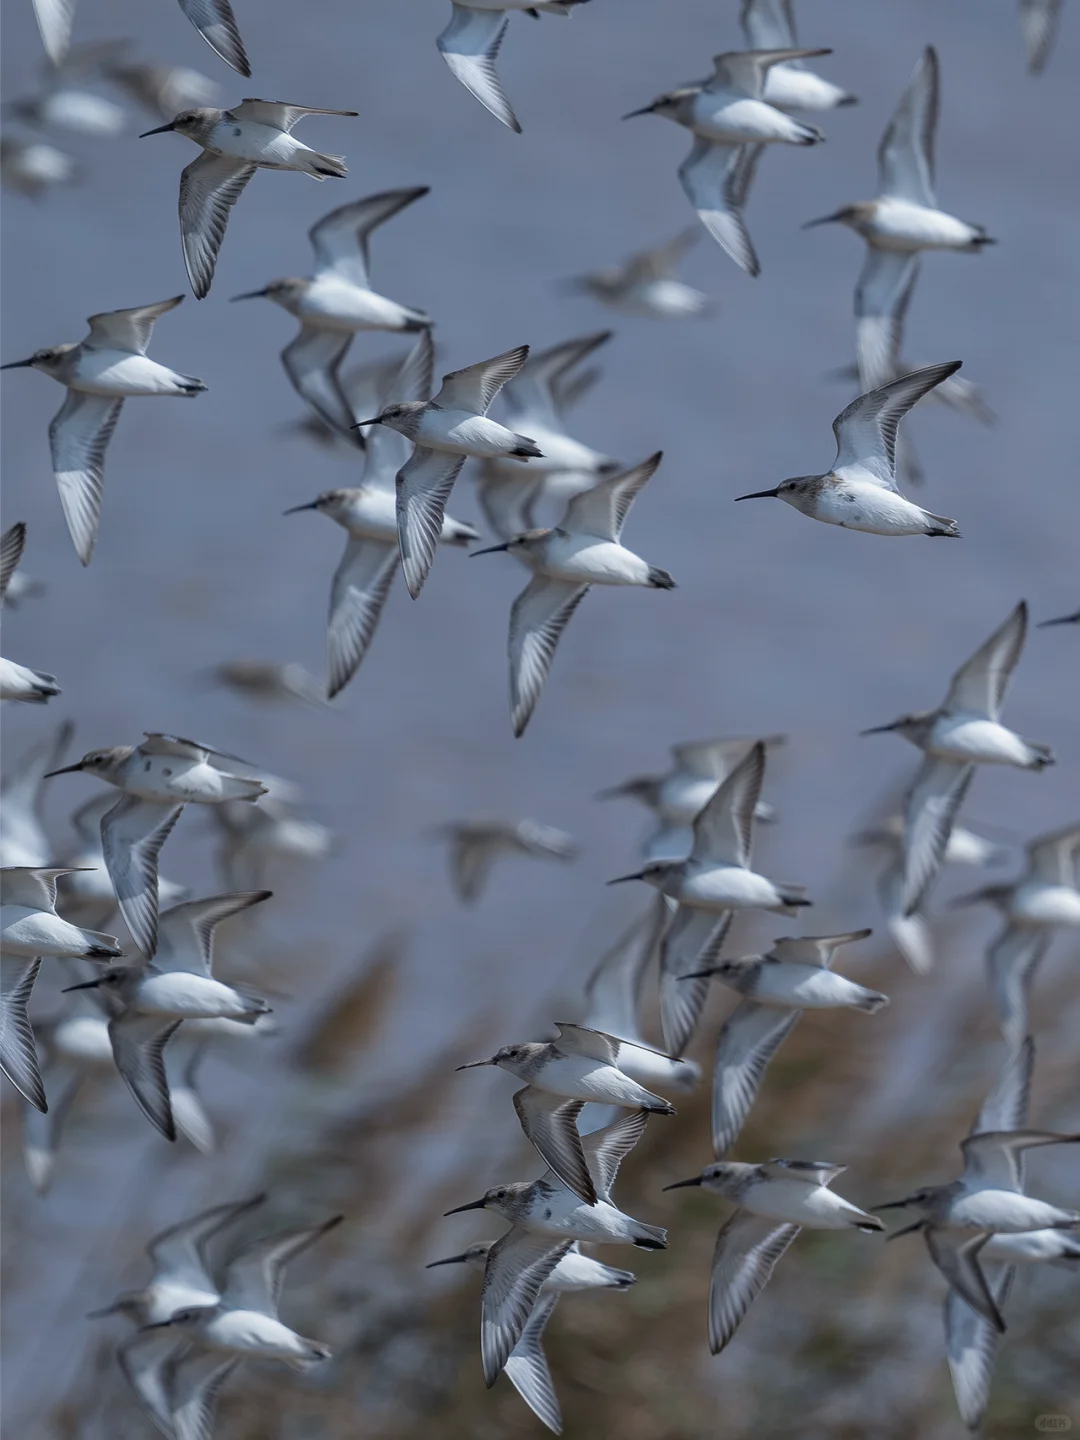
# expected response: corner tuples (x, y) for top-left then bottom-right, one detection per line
(606, 871), (647, 885)
(43, 762), (87, 777)
(0, 358), (35, 369)
(872, 1198), (912, 1211)
(454, 1059), (494, 1071)
(444, 1198), (487, 1216)
(229, 287), (270, 302)
(662, 1175), (703, 1191)
(86, 1303), (123, 1318)
(425, 1253), (469, 1268)
(622, 104), (656, 119)
(859, 722), (900, 736)
(802, 210), (846, 229)
(884, 1219), (927, 1241)
(678, 968), (719, 981)
(734, 488), (780, 501)
(139, 1319), (177, 1330)
(139, 122), (176, 137)
(283, 501), (320, 515)
(62, 979), (104, 993)
(351, 416), (383, 430)
(469, 543), (510, 557)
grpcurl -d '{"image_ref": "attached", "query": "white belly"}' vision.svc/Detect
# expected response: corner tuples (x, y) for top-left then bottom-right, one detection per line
(810, 481), (934, 535)
(928, 716), (1032, 766)
(423, 412), (524, 458)
(692, 94), (803, 143)
(136, 972), (249, 1019)
(867, 199), (980, 251)
(763, 66), (849, 113)
(53, 1015), (114, 1064)
(542, 538), (651, 586)
(1010, 882), (1080, 927)
(300, 279), (414, 332)
(681, 865), (781, 912)
(73, 353), (191, 397)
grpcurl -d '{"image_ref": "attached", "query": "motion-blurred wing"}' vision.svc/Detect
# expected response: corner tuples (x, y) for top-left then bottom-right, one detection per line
(48, 391), (124, 566)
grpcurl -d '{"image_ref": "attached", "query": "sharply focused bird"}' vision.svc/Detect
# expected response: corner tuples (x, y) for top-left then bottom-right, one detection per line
(231, 189), (432, 441)
(1, 298), (205, 564)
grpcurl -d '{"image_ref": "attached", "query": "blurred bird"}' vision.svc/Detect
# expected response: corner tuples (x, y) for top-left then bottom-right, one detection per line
(862, 601), (1052, 918)
(45, 733), (267, 956)
(664, 1157), (883, 1353)
(0, 133), (76, 196)
(0, 524), (61, 702)
(32, 0), (252, 76)
(208, 660), (329, 708)
(20, 975), (114, 1191)
(457, 1022), (676, 1203)
(443, 1110), (664, 1386)
(212, 796), (333, 891)
(476, 333), (619, 541)
(140, 100), (359, 298)
(734, 362), (962, 534)
(472, 453), (675, 736)
(581, 899), (702, 1100)
(598, 733), (783, 860)
(625, 49), (829, 274)
(90, 1193), (266, 1326)
(853, 814), (1009, 975)
(803, 48), (994, 392)
(740, 1), (857, 110)
(952, 823), (1080, 1049)
(285, 332), (479, 695)
(58, 793), (189, 929)
(1019, 0), (1064, 73)
(563, 229), (715, 321)
(426, 1241), (635, 1433)
(356, 344), (539, 597)
(0, 720), (73, 867)
(103, 52), (219, 120)
(432, 818), (577, 904)
(1, 866), (121, 1113)
(684, 931), (884, 1155)
(609, 743), (810, 1057)
(0, 297), (206, 565)
(436, 0), (589, 133)
(231, 189), (432, 441)
(876, 1039), (1080, 1333)
(7, 81), (126, 138)
(140, 1215), (341, 1437)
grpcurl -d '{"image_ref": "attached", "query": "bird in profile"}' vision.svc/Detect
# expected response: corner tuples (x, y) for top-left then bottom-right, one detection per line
(231, 189), (432, 441)
(564, 229), (715, 321)
(0, 525), (60, 703)
(684, 931), (884, 1155)
(876, 1040), (1080, 1336)
(735, 362), (963, 535)
(609, 742), (810, 1057)
(286, 332), (479, 695)
(436, 0), (590, 133)
(952, 823), (1080, 1049)
(443, 1110), (664, 1387)
(63, 891), (272, 1139)
(803, 48), (994, 393)
(46, 733), (268, 956)
(472, 453), (674, 736)
(625, 48), (829, 275)
(140, 100), (358, 299)
(862, 601), (1052, 918)
(457, 1021), (676, 1203)
(1, 297), (205, 564)
(431, 818), (577, 904)
(135, 1215), (342, 1438)
(355, 344), (539, 598)
(31, 0), (252, 76)
(664, 1157), (883, 1354)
